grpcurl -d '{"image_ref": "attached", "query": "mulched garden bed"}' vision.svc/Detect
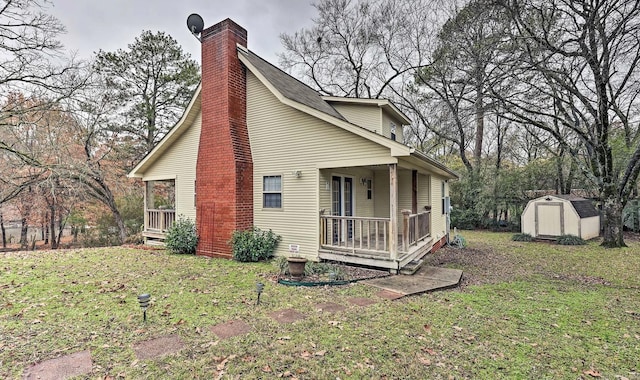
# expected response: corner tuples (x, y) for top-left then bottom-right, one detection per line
(276, 264), (390, 286)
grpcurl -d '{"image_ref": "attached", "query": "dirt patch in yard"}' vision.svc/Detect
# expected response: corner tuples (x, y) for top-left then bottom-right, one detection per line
(425, 246), (518, 288)
(425, 244), (615, 289)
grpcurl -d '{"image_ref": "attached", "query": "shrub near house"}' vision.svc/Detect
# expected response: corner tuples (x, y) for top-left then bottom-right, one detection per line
(230, 227), (281, 262)
(164, 216), (198, 254)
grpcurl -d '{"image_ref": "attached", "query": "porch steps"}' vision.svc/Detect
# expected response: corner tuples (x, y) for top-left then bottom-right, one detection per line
(399, 258), (426, 275)
(145, 238), (166, 247)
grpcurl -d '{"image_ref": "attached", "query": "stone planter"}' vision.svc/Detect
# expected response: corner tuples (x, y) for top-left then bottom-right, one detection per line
(287, 257), (308, 280)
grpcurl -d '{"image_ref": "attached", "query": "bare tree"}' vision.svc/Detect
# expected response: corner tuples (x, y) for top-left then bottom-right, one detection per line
(493, 0), (640, 247)
(57, 69), (131, 244)
(280, 0), (444, 99)
(0, 0), (84, 204)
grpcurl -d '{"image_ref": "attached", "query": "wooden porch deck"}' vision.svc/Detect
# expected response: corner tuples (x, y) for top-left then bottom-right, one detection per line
(141, 208), (436, 272)
(319, 211), (432, 271)
(318, 236), (433, 272)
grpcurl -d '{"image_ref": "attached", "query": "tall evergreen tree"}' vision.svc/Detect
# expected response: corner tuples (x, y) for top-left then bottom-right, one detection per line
(95, 31), (200, 165)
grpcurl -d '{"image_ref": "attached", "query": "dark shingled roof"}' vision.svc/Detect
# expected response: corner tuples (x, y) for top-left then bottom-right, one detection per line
(238, 48), (346, 121)
(556, 195), (600, 218)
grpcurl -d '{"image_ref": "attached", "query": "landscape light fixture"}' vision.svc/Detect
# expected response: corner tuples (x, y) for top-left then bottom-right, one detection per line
(138, 293), (151, 322)
(256, 282), (264, 305)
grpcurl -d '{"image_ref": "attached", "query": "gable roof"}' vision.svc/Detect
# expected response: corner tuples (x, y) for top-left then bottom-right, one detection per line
(129, 46), (458, 180)
(238, 46), (457, 180)
(238, 49), (346, 121)
(128, 85), (201, 178)
(322, 96), (412, 125)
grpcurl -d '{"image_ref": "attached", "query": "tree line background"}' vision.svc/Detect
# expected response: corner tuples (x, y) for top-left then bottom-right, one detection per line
(1, 0), (639, 249)
(0, 0), (199, 249)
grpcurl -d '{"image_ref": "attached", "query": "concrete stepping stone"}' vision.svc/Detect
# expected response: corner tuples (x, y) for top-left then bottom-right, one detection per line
(347, 297), (377, 306)
(314, 302), (346, 313)
(376, 289), (405, 300)
(269, 308), (306, 323)
(363, 266), (463, 297)
(23, 350), (92, 380)
(211, 319), (252, 339)
(133, 334), (185, 360)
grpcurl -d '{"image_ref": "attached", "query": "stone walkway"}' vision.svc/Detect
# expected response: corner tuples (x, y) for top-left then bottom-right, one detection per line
(23, 351), (92, 380)
(21, 269), (462, 379)
(21, 294), (381, 379)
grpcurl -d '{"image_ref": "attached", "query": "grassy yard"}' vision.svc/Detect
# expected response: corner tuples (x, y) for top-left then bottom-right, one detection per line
(1, 231), (639, 379)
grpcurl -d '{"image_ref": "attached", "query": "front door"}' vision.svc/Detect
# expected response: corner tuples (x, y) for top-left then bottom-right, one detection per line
(332, 176), (353, 244)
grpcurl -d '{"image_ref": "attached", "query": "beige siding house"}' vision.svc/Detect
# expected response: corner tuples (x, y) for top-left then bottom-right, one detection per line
(129, 18), (458, 272)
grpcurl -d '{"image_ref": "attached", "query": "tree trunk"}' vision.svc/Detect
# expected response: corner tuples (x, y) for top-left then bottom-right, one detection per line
(20, 217), (28, 249)
(113, 206), (127, 244)
(50, 204), (58, 249)
(44, 211), (49, 244)
(555, 154), (564, 194)
(601, 194), (626, 248)
(474, 80), (484, 167)
(564, 159), (576, 195)
(0, 213), (6, 248)
(56, 210), (65, 248)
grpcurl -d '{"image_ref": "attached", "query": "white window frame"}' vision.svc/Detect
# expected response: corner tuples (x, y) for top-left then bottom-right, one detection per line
(263, 175), (282, 209)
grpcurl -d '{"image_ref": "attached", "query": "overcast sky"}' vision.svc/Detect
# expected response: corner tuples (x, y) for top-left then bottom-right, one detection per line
(48, 0), (317, 66)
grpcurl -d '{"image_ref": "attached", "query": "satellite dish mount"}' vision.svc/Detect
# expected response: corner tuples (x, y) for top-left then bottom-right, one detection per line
(187, 13), (204, 42)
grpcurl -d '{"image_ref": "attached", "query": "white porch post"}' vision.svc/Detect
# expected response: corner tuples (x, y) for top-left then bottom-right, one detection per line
(389, 163), (398, 261)
(144, 181), (150, 233)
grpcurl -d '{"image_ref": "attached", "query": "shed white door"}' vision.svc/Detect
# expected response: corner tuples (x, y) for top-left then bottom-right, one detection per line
(536, 203), (564, 237)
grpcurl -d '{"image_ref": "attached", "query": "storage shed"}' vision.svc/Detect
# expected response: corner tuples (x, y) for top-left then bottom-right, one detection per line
(521, 195), (600, 240)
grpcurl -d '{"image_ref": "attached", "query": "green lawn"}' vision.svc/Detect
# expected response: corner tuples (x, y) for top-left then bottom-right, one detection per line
(1, 231), (639, 379)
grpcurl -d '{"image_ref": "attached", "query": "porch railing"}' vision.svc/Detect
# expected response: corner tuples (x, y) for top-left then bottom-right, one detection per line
(146, 209), (176, 233)
(402, 210), (431, 252)
(319, 209), (432, 257)
(320, 212), (391, 254)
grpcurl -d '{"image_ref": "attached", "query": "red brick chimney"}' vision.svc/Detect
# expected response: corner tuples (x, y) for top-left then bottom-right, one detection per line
(196, 19), (253, 258)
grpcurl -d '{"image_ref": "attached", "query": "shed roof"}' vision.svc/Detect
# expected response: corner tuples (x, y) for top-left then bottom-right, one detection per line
(544, 195), (600, 218)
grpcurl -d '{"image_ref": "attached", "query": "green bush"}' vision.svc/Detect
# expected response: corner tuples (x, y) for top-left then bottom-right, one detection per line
(230, 227), (281, 262)
(165, 216), (198, 254)
(556, 234), (586, 246)
(511, 233), (533, 242)
(450, 208), (482, 230)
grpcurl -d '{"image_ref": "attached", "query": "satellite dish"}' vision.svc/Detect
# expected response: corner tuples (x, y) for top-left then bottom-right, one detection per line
(187, 13), (204, 40)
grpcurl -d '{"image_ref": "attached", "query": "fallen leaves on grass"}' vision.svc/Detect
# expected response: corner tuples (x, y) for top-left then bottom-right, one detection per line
(422, 347), (437, 356)
(583, 368), (601, 377)
(418, 356), (432, 366)
(216, 354), (237, 371)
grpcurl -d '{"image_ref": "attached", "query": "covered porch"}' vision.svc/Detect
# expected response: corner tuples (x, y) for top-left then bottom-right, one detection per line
(319, 209), (433, 271)
(316, 161), (439, 272)
(142, 179), (176, 243)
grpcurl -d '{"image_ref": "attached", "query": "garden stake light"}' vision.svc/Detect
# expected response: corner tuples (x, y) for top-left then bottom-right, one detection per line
(256, 282), (264, 305)
(138, 293), (150, 322)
